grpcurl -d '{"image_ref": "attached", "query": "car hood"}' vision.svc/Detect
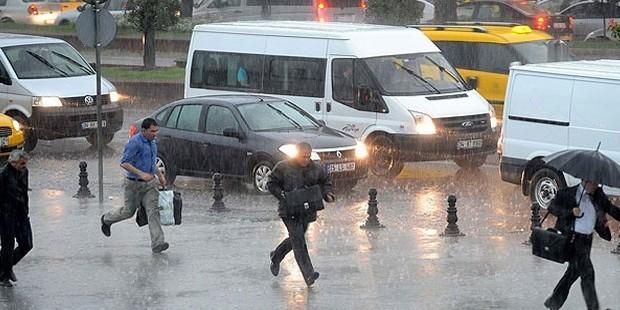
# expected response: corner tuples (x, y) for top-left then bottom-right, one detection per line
(254, 127), (356, 149)
(15, 75), (115, 97)
(390, 90), (490, 118)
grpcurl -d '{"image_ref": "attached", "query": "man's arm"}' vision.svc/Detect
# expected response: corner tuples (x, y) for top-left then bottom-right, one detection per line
(120, 140), (155, 181)
(548, 190), (571, 219)
(267, 163), (285, 200)
(318, 168), (335, 203)
(120, 162), (155, 182)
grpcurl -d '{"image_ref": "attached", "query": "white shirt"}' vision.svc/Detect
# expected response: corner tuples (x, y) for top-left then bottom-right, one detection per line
(574, 184), (597, 235)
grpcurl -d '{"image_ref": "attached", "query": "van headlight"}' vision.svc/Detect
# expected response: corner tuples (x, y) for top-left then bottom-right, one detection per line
(355, 141), (368, 159)
(32, 96), (62, 107)
(488, 104), (498, 129)
(109, 91), (120, 103)
(410, 111), (436, 135)
(12, 120), (20, 132)
(279, 144), (320, 160)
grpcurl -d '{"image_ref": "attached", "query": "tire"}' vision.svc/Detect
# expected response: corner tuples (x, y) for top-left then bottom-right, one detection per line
(529, 167), (566, 209)
(251, 160), (273, 195)
(369, 134), (404, 178)
(156, 155), (177, 186)
(0, 17), (14, 23)
(86, 132), (114, 147)
(454, 155), (487, 169)
(8, 113), (37, 153)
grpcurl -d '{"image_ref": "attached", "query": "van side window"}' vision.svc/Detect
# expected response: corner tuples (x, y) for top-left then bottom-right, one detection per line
(434, 41), (476, 70)
(207, 0), (240, 8)
(0, 0), (7, 5)
(265, 56), (325, 98)
(332, 58), (381, 112)
(248, 0), (311, 5)
(477, 43), (519, 74)
(190, 51), (263, 91)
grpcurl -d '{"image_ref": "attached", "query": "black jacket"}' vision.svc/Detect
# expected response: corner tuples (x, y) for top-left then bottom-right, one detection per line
(267, 159), (334, 221)
(548, 185), (620, 241)
(0, 164), (29, 220)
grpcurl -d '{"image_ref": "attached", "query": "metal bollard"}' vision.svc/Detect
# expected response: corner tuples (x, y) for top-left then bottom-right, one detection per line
(73, 161), (94, 199)
(611, 238), (620, 255)
(211, 173), (228, 212)
(440, 195), (465, 237)
(360, 188), (385, 229)
(524, 202), (542, 245)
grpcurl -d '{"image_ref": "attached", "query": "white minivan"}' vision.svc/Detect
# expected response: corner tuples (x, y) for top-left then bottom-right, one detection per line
(0, 33), (123, 151)
(185, 21), (499, 177)
(499, 60), (620, 208)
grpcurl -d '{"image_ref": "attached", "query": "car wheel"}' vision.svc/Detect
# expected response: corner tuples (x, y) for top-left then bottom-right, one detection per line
(252, 160), (273, 195)
(529, 167), (566, 209)
(86, 132), (114, 147)
(156, 155), (177, 186)
(8, 113), (37, 153)
(454, 155), (487, 169)
(0, 17), (14, 23)
(369, 134), (404, 178)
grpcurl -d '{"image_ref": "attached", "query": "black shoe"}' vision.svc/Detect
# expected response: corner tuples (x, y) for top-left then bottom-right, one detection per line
(305, 272), (319, 286)
(152, 242), (169, 253)
(101, 215), (111, 237)
(8, 271), (16, 282)
(0, 279), (13, 288)
(544, 298), (558, 310)
(269, 251), (279, 277)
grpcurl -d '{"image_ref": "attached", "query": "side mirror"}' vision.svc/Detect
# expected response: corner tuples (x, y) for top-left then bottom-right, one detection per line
(466, 76), (478, 90)
(223, 127), (244, 139)
(0, 73), (11, 86)
(317, 120), (326, 127)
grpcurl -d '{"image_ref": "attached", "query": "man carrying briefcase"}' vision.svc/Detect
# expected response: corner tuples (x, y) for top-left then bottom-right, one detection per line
(267, 142), (335, 287)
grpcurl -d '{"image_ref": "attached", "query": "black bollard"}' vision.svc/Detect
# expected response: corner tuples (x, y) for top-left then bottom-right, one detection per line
(211, 173), (228, 212)
(360, 188), (385, 229)
(440, 195), (465, 237)
(612, 238), (620, 254)
(524, 202), (542, 245)
(73, 161), (94, 199)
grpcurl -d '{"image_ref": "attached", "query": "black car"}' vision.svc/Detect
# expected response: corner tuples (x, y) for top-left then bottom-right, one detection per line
(130, 95), (368, 194)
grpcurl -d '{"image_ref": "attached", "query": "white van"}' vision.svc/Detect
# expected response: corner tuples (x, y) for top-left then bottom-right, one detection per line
(499, 60), (620, 208)
(0, 33), (123, 151)
(185, 21), (498, 177)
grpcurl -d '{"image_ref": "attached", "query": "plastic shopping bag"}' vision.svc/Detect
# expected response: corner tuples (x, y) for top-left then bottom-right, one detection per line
(159, 190), (175, 226)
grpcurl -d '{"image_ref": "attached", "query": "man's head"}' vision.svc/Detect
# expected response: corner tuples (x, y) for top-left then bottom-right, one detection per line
(8, 150), (28, 171)
(294, 142), (313, 167)
(583, 179), (600, 194)
(141, 118), (159, 141)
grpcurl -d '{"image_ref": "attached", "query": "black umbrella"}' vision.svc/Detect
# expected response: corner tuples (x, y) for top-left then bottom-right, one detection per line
(543, 143), (620, 188)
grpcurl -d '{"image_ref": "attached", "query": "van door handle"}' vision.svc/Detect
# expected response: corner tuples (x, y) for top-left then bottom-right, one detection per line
(315, 102), (321, 112)
(326, 102), (332, 112)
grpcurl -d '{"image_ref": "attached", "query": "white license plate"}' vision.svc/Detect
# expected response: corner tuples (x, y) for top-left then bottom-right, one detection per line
(0, 137), (7, 147)
(553, 23), (566, 29)
(457, 139), (483, 150)
(327, 162), (355, 173)
(81, 120), (107, 129)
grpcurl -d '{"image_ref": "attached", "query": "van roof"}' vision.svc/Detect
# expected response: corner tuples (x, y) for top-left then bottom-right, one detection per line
(415, 24), (553, 44)
(512, 60), (620, 81)
(0, 33), (65, 47)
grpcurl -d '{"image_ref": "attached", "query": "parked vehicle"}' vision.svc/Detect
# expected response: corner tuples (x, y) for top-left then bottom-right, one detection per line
(416, 23), (572, 110)
(536, 0), (582, 13)
(185, 21), (498, 177)
(0, 113), (24, 158)
(129, 95), (368, 193)
(0, 33), (123, 151)
(560, 0), (620, 38)
(54, 0), (127, 26)
(499, 59), (620, 208)
(456, 0), (573, 40)
(0, 0), (81, 25)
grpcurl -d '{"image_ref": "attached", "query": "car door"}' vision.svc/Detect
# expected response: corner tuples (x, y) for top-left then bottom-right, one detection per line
(163, 104), (208, 176)
(204, 104), (249, 177)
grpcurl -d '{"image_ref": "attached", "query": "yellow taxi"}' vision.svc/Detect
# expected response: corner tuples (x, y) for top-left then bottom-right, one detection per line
(0, 113), (24, 158)
(415, 23), (572, 114)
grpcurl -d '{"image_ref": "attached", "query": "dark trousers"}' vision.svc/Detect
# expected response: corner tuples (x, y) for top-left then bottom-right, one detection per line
(0, 216), (33, 280)
(271, 216), (315, 280)
(547, 233), (598, 310)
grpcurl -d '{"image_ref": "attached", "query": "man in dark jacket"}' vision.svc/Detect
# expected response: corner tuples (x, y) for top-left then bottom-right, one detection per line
(0, 150), (33, 288)
(267, 142), (335, 286)
(544, 180), (620, 310)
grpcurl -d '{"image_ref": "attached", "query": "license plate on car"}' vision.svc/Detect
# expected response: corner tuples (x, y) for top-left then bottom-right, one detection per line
(326, 162), (355, 173)
(457, 139), (483, 150)
(0, 137), (7, 147)
(553, 23), (566, 29)
(81, 120), (106, 129)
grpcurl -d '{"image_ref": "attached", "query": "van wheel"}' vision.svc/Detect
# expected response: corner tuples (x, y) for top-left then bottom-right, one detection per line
(529, 168), (566, 209)
(252, 160), (273, 195)
(156, 155), (177, 186)
(369, 134), (404, 178)
(454, 155), (487, 169)
(86, 133), (114, 147)
(8, 113), (37, 153)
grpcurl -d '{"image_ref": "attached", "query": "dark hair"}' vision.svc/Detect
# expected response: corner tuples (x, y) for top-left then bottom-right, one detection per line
(296, 142), (312, 153)
(141, 118), (158, 130)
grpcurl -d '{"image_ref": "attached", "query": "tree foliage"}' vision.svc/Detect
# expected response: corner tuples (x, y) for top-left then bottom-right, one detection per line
(433, 0), (456, 23)
(365, 0), (424, 26)
(125, 0), (180, 33)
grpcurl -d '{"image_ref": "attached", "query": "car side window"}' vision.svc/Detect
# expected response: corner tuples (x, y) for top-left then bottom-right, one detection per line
(207, 0), (241, 8)
(166, 105), (182, 128)
(477, 4), (502, 21)
(564, 4), (589, 18)
(155, 107), (170, 124)
(457, 3), (476, 21)
(477, 43), (518, 74)
(205, 105), (240, 136)
(176, 104), (203, 132)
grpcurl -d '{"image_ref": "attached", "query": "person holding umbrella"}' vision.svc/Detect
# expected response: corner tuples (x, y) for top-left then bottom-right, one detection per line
(543, 145), (620, 310)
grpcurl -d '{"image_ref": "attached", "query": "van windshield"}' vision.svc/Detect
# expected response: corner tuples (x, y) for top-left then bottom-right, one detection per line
(2, 43), (94, 79)
(237, 101), (320, 131)
(363, 52), (467, 96)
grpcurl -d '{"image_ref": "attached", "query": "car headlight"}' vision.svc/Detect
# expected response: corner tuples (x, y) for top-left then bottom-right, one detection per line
(12, 120), (20, 132)
(488, 104), (498, 129)
(109, 91), (120, 103)
(279, 144), (298, 158)
(355, 141), (368, 159)
(410, 111), (436, 135)
(32, 96), (62, 107)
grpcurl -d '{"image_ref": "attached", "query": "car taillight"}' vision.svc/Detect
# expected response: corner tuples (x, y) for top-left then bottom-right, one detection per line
(533, 15), (548, 31)
(128, 124), (139, 138)
(360, 0), (367, 9)
(27, 4), (39, 15)
(316, 0), (328, 22)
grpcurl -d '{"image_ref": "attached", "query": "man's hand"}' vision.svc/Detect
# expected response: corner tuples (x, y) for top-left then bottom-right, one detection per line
(140, 172), (156, 182)
(158, 175), (167, 187)
(324, 193), (335, 203)
(572, 207), (582, 217)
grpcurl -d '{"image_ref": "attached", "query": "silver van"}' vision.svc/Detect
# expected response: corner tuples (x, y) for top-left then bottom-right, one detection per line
(0, 33), (123, 151)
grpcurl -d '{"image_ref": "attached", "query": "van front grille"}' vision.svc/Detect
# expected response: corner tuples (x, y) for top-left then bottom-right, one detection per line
(0, 127), (11, 137)
(61, 95), (110, 107)
(436, 114), (490, 133)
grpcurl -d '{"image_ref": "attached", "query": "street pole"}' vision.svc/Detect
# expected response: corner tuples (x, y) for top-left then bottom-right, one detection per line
(94, 0), (104, 203)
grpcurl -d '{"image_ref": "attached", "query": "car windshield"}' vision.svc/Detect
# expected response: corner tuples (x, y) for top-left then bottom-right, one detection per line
(237, 101), (320, 131)
(2, 43), (94, 79)
(363, 52), (467, 96)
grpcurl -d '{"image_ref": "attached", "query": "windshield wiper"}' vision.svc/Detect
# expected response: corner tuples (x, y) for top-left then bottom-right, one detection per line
(267, 104), (303, 130)
(26, 51), (69, 77)
(424, 56), (466, 91)
(52, 51), (95, 74)
(392, 61), (440, 94)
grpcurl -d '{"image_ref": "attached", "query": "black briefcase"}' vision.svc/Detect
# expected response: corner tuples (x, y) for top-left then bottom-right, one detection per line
(531, 227), (570, 264)
(284, 185), (324, 215)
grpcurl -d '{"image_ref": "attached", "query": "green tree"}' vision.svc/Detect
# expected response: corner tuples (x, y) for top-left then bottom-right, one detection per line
(365, 0), (424, 26)
(126, 0), (180, 69)
(433, 0), (457, 23)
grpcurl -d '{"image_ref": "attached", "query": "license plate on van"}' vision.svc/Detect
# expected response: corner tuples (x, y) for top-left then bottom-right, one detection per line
(457, 139), (483, 150)
(81, 120), (107, 129)
(326, 162), (355, 173)
(553, 23), (566, 29)
(0, 137), (7, 147)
